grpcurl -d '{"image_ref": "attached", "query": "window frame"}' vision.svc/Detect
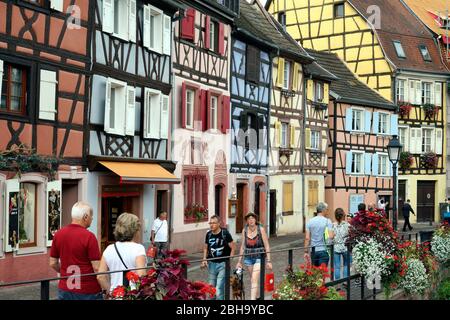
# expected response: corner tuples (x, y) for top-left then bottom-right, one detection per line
(278, 11), (286, 30)
(378, 112), (390, 135)
(422, 82), (433, 105)
(18, 182), (38, 248)
(419, 45), (432, 62)
(185, 88), (196, 129)
(148, 5), (163, 54)
(0, 63), (28, 116)
(106, 78), (127, 136)
(398, 126), (409, 152)
(351, 151), (364, 175)
(111, 0), (129, 41)
(310, 130), (320, 150)
(282, 181), (294, 216)
(333, 3), (345, 18)
(314, 81), (324, 103)
(283, 60), (291, 90)
(210, 94), (219, 130)
(393, 40), (406, 59)
(281, 122), (288, 148)
(422, 128), (434, 153)
(396, 79), (406, 102)
(351, 108), (364, 132)
(378, 153), (389, 177)
(209, 19), (219, 53)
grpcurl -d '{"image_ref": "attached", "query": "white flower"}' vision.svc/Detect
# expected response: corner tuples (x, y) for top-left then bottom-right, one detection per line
(431, 234), (450, 263)
(399, 258), (429, 296)
(352, 238), (390, 279)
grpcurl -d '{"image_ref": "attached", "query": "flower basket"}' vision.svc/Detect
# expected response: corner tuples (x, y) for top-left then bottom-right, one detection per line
(422, 103), (439, 120)
(399, 152), (414, 170)
(397, 102), (412, 118)
(184, 204), (208, 223)
(420, 152), (438, 169)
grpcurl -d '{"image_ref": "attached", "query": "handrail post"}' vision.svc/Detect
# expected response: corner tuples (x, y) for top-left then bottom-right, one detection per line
(288, 249), (293, 270)
(41, 280), (50, 300)
(360, 274), (365, 300)
(311, 246), (315, 266)
(259, 253), (265, 300)
(330, 244), (334, 281)
(346, 250), (351, 300)
(224, 258), (230, 300)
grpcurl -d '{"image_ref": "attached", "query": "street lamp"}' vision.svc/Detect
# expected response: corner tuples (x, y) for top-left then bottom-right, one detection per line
(387, 135), (403, 230)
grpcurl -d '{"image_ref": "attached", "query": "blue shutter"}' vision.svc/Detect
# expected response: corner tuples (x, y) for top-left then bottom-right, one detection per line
(345, 108), (353, 132)
(364, 153), (372, 175)
(390, 114), (399, 136)
(372, 112), (379, 134)
(346, 151), (353, 175)
(389, 161), (393, 177)
(364, 110), (372, 133)
(372, 153), (379, 176)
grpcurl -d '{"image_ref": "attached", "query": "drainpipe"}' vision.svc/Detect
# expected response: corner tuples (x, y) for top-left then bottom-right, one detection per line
(301, 74), (310, 233)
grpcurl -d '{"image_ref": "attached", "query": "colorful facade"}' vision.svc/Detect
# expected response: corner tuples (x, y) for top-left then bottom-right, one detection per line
(171, 0), (236, 252)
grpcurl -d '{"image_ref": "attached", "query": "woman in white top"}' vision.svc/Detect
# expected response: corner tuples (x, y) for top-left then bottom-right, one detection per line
(332, 208), (351, 281)
(97, 213), (147, 293)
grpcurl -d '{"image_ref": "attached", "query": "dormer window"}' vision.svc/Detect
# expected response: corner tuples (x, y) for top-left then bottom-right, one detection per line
(278, 11), (286, 30)
(334, 3), (344, 18)
(419, 45), (432, 62)
(393, 41), (406, 59)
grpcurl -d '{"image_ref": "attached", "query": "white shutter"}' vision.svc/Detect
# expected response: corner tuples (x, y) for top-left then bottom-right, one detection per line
(416, 128), (423, 154)
(408, 80), (415, 104)
(416, 81), (422, 105)
(160, 95), (169, 139)
(143, 5), (151, 49)
(372, 112), (379, 134)
(0, 59), (4, 101)
(102, 0), (114, 34)
(346, 151), (353, 175)
(46, 180), (62, 247)
(104, 79), (112, 132)
(390, 114), (398, 136)
(128, 0), (137, 43)
(436, 128), (443, 155)
(125, 86), (136, 136)
(372, 153), (379, 176)
(39, 70), (58, 121)
(345, 108), (353, 132)
(50, 0), (64, 12)
(364, 153), (372, 175)
(430, 83), (435, 104)
(163, 15), (171, 55)
(430, 128), (436, 153)
(364, 110), (371, 133)
(149, 92), (161, 139)
(410, 128), (416, 154)
(5, 179), (20, 253)
(143, 88), (150, 138)
(435, 83), (442, 107)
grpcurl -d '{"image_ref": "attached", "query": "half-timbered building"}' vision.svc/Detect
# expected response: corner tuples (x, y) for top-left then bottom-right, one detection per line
(171, 0), (236, 252)
(306, 49), (397, 217)
(0, 0), (91, 282)
(87, 0), (185, 253)
(267, 0), (450, 225)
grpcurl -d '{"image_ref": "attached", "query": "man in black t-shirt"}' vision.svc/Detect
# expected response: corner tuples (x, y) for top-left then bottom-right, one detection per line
(201, 215), (235, 300)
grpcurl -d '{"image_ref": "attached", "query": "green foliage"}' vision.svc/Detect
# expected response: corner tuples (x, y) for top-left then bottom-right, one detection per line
(434, 278), (450, 300)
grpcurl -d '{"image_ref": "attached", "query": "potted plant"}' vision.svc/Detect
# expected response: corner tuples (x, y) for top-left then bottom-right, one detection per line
(184, 204), (208, 223)
(399, 152), (414, 170)
(422, 103), (439, 119)
(420, 152), (438, 169)
(397, 101), (412, 118)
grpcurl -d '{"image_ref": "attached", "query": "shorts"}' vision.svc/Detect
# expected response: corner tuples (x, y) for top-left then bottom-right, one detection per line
(244, 256), (261, 266)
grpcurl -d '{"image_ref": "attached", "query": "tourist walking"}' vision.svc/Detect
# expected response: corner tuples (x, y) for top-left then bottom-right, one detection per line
(201, 215), (235, 300)
(332, 208), (351, 280)
(402, 199), (415, 232)
(304, 202), (335, 267)
(151, 211), (169, 259)
(97, 213), (147, 294)
(49, 202), (103, 300)
(236, 212), (272, 300)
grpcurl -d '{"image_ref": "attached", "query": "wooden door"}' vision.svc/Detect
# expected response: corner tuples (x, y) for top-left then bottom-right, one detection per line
(254, 183), (261, 216)
(398, 180), (406, 214)
(417, 181), (435, 223)
(215, 185), (222, 218)
(236, 184), (245, 233)
(270, 190), (276, 236)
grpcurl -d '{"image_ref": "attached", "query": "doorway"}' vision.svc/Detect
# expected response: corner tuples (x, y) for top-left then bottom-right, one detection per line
(254, 183), (261, 216)
(417, 181), (435, 222)
(101, 196), (134, 252)
(236, 184), (245, 233)
(215, 185), (223, 218)
(378, 194), (392, 219)
(269, 190), (276, 236)
(62, 180), (79, 227)
(156, 190), (168, 218)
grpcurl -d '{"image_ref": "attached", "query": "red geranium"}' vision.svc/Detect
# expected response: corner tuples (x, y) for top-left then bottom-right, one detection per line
(112, 286), (126, 298)
(126, 271), (140, 283)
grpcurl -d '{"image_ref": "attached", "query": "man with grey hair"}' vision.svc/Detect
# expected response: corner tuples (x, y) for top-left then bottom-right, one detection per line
(304, 202), (335, 267)
(49, 201), (103, 300)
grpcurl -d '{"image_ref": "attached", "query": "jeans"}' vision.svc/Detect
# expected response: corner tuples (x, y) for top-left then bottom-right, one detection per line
(155, 241), (169, 259)
(58, 289), (103, 300)
(208, 261), (226, 300)
(334, 252), (352, 280)
(311, 250), (329, 267)
(244, 256), (261, 266)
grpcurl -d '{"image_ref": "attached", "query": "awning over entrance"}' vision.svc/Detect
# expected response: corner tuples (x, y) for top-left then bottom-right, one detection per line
(99, 161), (180, 184)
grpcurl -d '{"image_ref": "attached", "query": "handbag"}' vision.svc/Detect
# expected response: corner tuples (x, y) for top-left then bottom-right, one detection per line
(146, 244), (157, 258)
(264, 272), (275, 292)
(114, 243), (130, 287)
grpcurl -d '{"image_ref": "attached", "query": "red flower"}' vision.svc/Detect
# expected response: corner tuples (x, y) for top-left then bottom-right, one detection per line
(126, 271), (140, 283)
(147, 268), (156, 277)
(112, 286), (126, 298)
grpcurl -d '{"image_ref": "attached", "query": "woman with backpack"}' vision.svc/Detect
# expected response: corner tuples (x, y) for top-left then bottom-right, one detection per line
(332, 208), (351, 280)
(236, 212), (272, 300)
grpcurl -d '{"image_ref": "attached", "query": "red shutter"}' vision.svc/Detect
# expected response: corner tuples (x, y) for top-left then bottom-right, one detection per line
(181, 8), (195, 41)
(194, 176), (200, 204)
(221, 95), (230, 134)
(218, 22), (225, 55)
(204, 16), (210, 49)
(206, 91), (212, 130)
(187, 175), (193, 206)
(200, 89), (207, 131)
(181, 82), (187, 128)
(202, 175), (208, 209)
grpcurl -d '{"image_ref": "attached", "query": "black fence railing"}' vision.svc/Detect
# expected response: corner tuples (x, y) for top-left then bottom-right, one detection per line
(0, 230), (434, 301)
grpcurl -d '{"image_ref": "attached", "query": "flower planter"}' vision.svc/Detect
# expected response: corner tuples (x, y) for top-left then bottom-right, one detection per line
(397, 102), (412, 118)
(184, 216), (208, 224)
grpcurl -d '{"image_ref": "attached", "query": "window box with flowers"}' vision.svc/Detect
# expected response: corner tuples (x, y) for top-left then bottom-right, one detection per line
(184, 204), (208, 223)
(422, 103), (439, 120)
(397, 102), (412, 118)
(420, 152), (438, 169)
(399, 152), (414, 171)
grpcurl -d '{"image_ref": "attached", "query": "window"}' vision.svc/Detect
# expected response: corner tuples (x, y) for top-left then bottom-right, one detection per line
(378, 113), (389, 135)
(352, 152), (363, 174)
(378, 154), (389, 176)
(422, 82), (432, 104)
(104, 78), (135, 136)
(419, 45), (432, 62)
(399, 127), (408, 152)
(245, 113), (258, 151)
(209, 20), (219, 53)
(393, 41), (406, 58)
(210, 95), (218, 130)
(0, 62), (27, 115)
(143, 88), (162, 139)
(246, 45), (260, 83)
(185, 89), (195, 129)
(183, 173), (208, 210)
(314, 81), (324, 102)
(278, 11), (286, 30)
(19, 183), (37, 247)
(308, 180), (319, 207)
(397, 79), (406, 102)
(334, 3), (344, 18)
(282, 182), (293, 216)
(311, 130), (320, 150)
(281, 122), (288, 148)
(144, 5), (164, 53)
(283, 60), (291, 89)
(422, 128), (433, 153)
(352, 109), (363, 131)
(102, 0), (134, 41)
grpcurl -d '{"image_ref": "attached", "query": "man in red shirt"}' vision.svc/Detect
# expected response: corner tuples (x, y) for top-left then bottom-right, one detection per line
(50, 201), (103, 300)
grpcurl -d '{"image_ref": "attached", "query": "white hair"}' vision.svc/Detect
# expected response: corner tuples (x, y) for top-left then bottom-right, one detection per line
(316, 202), (328, 213)
(71, 201), (92, 220)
